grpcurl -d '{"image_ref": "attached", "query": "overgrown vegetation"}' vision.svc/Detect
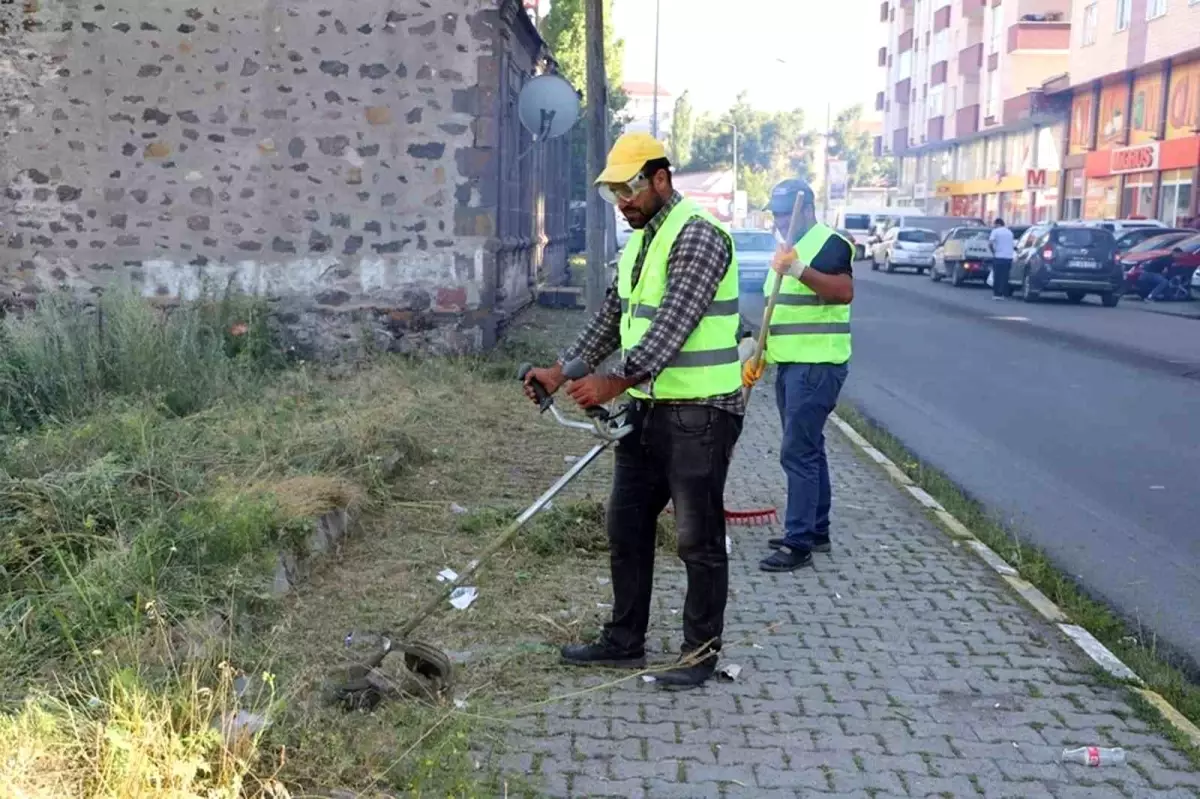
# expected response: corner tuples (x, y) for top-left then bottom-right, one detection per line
(0, 298), (619, 796)
(838, 403), (1200, 764)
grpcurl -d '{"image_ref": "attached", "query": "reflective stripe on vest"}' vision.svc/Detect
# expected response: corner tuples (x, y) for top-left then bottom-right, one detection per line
(763, 223), (853, 365)
(617, 198), (742, 400)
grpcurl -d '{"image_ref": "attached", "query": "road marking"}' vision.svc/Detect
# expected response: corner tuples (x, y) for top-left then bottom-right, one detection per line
(987, 315), (1031, 322)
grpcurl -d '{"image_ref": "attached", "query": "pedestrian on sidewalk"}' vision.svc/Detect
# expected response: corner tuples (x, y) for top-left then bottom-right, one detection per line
(989, 218), (1015, 299)
(742, 179), (854, 573)
(522, 132), (743, 689)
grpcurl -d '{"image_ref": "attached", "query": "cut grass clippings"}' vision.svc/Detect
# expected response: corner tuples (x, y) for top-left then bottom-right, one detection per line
(836, 402), (1200, 766)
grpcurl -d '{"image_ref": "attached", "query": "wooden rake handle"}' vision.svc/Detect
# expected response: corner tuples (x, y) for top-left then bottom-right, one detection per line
(741, 187), (809, 406)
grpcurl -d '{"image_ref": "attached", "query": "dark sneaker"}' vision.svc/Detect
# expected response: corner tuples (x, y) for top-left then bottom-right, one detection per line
(759, 547), (813, 572)
(560, 641), (645, 669)
(653, 652), (717, 689)
(769, 536), (831, 553)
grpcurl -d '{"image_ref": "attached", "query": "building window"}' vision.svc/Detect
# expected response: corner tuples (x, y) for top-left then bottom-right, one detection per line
(985, 71), (999, 121)
(989, 4), (1004, 53)
(1116, 0), (1131, 29)
(1146, 0), (1167, 18)
(1121, 172), (1156, 217)
(932, 29), (948, 63)
(1159, 169), (1194, 226)
(899, 50), (912, 80)
(928, 84), (945, 118)
(1064, 170), (1085, 219)
(1082, 3), (1098, 45)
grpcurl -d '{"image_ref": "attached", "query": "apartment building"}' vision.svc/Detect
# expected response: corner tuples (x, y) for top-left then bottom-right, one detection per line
(878, 0), (1073, 223)
(1055, 0), (1200, 224)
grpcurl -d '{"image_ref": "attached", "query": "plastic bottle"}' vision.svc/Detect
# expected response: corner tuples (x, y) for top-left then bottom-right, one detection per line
(1061, 746), (1126, 766)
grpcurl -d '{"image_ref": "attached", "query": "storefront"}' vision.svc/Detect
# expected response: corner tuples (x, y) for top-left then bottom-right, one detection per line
(936, 169), (1060, 224)
(1062, 56), (1200, 223)
(1083, 137), (1200, 220)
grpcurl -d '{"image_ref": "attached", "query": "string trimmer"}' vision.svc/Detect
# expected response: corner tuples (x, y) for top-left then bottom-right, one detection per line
(324, 359), (633, 710)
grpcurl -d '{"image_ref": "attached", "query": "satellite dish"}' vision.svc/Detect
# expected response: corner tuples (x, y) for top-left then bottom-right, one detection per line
(518, 74), (581, 141)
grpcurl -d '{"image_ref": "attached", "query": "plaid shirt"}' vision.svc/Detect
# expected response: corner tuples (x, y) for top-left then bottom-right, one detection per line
(562, 192), (744, 415)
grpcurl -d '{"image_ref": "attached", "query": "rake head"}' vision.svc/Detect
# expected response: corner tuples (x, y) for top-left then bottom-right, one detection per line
(724, 508), (779, 527)
(664, 504), (779, 527)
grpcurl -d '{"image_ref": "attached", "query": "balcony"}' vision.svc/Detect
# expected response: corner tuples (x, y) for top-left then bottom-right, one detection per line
(962, 0), (985, 18)
(892, 127), (908, 154)
(931, 60), (948, 86)
(956, 104), (980, 135)
(876, 91), (885, 111)
(879, 0), (889, 21)
(895, 78), (912, 102)
(934, 4), (951, 31)
(959, 43), (983, 76)
(1007, 21), (1070, 52)
(898, 28), (914, 52)
(927, 115), (945, 144)
(878, 46), (888, 67)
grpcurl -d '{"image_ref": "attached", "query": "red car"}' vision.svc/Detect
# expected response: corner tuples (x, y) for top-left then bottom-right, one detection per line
(1119, 232), (1200, 294)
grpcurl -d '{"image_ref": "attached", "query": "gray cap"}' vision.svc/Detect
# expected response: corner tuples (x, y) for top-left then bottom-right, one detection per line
(766, 178), (815, 214)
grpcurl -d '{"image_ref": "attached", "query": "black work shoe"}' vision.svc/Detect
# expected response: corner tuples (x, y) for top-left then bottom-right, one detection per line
(759, 547), (813, 572)
(560, 641), (646, 669)
(769, 536), (831, 553)
(653, 654), (717, 689)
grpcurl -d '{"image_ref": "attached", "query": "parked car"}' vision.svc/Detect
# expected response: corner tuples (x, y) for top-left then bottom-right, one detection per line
(732, 228), (778, 335)
(1114, 227), (1192, 254)
(1083, 218), (1167, 236)
(930, 225), (992, 285)
(1009, 223), (1121, 306)
(870, 227), (940, 274)
(1008, 224), (1030, 243)
(1120, 233), (1200, 297)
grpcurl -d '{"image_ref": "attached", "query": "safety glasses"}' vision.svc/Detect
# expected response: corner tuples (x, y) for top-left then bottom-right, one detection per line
(597, 172), (650, 205)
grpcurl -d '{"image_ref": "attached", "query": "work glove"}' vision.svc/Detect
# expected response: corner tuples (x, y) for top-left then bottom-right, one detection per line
(742, 358), (765, 388)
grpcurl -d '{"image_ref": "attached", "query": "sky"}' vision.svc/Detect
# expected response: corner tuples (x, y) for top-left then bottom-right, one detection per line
(609, 0), (885, 126)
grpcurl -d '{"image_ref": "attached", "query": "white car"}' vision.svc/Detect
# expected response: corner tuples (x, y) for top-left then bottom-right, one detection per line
(870, 227), (941, 274)
(1083, 218), (1167, 236)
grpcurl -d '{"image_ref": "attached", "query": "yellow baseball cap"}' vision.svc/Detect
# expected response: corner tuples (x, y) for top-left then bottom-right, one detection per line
(594, 132), (668, 185)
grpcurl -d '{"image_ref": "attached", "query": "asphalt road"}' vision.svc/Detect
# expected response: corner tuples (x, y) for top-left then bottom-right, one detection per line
(840, 266), (1200, 672)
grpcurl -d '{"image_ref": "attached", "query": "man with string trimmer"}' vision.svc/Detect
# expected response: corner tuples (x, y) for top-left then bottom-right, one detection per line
(742, 179), (855, 573)
(523, 132), (743, 689)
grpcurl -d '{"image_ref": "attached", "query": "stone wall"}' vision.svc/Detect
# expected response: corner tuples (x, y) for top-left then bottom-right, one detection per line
(0, 0), (571, 356)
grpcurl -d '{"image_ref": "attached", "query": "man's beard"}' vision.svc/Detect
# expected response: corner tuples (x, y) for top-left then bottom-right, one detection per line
(624, 195), (665, 229)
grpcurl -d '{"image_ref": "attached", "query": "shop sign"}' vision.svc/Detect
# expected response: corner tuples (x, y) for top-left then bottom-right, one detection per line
(1110, 143), (1160, 175)
(1026, 169), (1048, 189)
(913, 183), (928, 200)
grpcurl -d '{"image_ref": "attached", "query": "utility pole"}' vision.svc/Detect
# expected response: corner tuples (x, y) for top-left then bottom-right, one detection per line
(584, 0), (609, 313)
(651, 0), (661, 139)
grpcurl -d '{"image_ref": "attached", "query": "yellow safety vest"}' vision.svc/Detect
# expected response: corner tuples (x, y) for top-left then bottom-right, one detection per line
(762, 223), (853, 365)
(618, 199), (741, 400)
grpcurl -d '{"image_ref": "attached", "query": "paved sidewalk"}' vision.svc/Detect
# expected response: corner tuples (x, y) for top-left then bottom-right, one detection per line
(498, 389), (1200, 798)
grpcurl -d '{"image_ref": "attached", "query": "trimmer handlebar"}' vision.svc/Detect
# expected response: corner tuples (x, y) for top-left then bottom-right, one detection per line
(517, 359), (631, 441)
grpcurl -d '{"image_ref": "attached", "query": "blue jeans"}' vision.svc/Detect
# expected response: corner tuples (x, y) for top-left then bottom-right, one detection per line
(775, 362), (849, 550)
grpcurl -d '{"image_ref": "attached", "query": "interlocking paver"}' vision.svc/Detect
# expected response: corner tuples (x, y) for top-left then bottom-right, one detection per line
(496, 384), (1200, 797)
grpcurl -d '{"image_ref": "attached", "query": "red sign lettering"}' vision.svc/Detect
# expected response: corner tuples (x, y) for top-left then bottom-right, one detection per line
(1109, 143), (1159, 174)
(1026, 169), (1048, 189)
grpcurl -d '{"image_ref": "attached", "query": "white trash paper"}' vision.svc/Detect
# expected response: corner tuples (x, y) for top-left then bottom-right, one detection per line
(437, 568), (459, 583)
(449, 586), (478, 610)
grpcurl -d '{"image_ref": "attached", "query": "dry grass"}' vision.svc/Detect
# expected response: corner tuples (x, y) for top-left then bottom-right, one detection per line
(2, 305), (658, 797)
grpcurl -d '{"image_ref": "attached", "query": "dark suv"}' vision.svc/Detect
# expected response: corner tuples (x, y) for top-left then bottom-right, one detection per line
(1010, 223), (1121, 307)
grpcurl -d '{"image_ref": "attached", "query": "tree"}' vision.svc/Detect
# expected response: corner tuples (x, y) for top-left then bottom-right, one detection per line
(540, 0), (628, 201)
(670, 91), (695, 168)
(828, 104), (894, 189)
(685, 93), (814, 199)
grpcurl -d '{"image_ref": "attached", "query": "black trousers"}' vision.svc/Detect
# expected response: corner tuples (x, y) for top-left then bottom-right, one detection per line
(601, 402), (743, 656)
(991, 258), (1013, 297)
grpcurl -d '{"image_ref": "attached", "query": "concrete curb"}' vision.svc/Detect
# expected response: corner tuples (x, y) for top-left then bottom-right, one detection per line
(828, 411), (1200, 750)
